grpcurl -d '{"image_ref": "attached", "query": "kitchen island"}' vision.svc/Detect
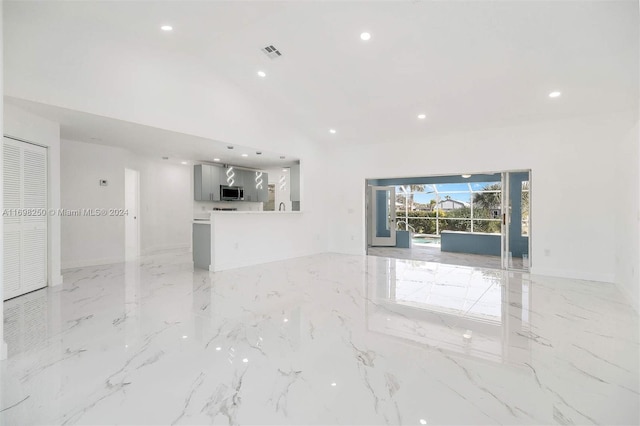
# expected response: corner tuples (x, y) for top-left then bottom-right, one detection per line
(192, 210), (312, 272)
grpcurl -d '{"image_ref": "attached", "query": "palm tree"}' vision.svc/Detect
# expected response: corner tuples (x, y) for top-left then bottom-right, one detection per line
(472, 183), (502, 210)
(397, 184), (426, 211)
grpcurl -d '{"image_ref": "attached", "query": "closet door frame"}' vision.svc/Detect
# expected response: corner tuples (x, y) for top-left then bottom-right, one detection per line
(3, 136), (49, 301)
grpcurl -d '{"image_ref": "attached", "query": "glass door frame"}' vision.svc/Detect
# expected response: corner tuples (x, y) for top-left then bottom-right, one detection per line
(501, 170), (532, 271)
(368, 185), (397, 247)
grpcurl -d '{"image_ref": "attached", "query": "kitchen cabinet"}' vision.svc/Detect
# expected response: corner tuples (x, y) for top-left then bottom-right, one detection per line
(243, 170), (268, 202)
(221, 165), (244, 188)
(194, 164), (222, 201)
(243, 170), (256, 201)
(196, 165), (268, 203)
(290, 164), (300, 202)
(257, 172), (268, 202)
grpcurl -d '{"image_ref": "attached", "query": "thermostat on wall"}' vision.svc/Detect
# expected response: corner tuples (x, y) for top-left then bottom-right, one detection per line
(99, 179), (108, 186)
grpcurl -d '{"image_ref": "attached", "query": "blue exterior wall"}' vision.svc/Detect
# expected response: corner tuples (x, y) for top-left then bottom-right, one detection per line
(441, 231), (501, 256)
(396, 230), (411, 248)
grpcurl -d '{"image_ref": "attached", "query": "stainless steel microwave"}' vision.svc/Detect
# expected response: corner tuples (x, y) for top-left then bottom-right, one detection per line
(220, 185), (244, 201)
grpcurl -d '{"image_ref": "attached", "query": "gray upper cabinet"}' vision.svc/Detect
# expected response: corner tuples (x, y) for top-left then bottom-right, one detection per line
(290, 164), (300, 202)
(243, 170), (268, 202)
(243, 170), (256, 201)
(222, 165), (243, 188)
(194, 164), (221, 201)
(195, 165), (268, 203)
(257, 172), (268, 202)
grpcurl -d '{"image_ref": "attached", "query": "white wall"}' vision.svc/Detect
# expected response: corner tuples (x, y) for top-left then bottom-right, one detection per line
(137, 157), (192, 255)
(614, 120), (640, 312)
(328, 111), (637, 283)
(1, 0), (6, 360)
(60, 139), (128, 268)
(5, 12), (330, 268)
(61, 139), (193, 268)
(4, 104), (62, 288)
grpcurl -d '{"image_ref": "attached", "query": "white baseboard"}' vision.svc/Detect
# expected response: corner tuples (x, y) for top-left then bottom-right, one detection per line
(1, 340), (7, 361)
(61, 256), (124, 271)
(141, 243), (190, 256)
(61, 245), (190, 270)
(530, 266), (614, 284)
(211, 249), (320, 272)
(50, 274), (64, 286)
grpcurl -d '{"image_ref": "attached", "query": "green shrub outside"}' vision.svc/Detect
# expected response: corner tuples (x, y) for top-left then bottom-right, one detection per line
(396, 208), (501, 235)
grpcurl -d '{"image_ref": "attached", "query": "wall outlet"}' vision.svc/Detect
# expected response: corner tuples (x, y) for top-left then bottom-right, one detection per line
(99, 179), (108, 186)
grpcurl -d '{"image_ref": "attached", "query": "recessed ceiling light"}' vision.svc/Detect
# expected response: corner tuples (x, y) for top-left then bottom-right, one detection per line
(417, 114), (426, 120)
(461, 174), (472, 178)
(331, 382), (337, 387)
(279, 156), (286, 160)
(182, 335), (188, 339)
(181, 161), (188, 165)
(360, 32), (371, 41)
(242, 358), (249, 363)
(329, 129), (337, 134)
(257, 70), (266, 78)
(227, 146), (234, 150)
(241, 154), (248, 157)
(256, 151), (262, 155)
(161, 25), (173, 32)
(213, 158), (221, 162)
(282, 168), (288, 172)
(420, 420), (427, 425)
(162, 156), (169, 160)
(549, 91), (561, 98)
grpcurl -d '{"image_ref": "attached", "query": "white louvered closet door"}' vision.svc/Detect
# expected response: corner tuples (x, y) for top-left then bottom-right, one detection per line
(3, 137), (48, 300)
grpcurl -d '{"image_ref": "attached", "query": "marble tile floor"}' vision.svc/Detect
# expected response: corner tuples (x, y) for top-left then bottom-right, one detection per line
(1, 252), (637, 425)
(368, 245), (526, 270)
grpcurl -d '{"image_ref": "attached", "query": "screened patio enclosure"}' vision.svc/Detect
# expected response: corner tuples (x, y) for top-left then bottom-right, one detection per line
(366, 171), (531, 271)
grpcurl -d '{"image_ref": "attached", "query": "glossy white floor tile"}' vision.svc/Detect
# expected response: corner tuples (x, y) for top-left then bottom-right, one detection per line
(1, 252), (638, 425)
(368, 245), (527, 270)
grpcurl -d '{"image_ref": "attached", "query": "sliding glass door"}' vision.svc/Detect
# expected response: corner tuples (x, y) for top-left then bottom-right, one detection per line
(501, 171), (531, 271)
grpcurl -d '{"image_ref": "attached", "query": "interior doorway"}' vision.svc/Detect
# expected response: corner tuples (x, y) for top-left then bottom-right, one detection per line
(366, 170), (531, 272)
(124, 168), (140, 261)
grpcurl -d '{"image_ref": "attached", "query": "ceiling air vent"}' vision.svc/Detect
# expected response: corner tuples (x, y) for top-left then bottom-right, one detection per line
(261, 45), (282, 60)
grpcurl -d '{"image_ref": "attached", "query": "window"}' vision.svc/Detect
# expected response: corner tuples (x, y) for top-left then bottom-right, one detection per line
(395, 181), (502, 235)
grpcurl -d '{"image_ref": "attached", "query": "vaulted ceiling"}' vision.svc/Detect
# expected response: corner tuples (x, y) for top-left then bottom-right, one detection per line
(4, 1), (638, 152)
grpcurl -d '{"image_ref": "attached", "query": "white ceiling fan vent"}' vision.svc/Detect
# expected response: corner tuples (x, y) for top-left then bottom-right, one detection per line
(261, 45), (282, 60)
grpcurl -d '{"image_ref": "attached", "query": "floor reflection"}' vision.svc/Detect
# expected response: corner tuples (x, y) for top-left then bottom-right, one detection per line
(366, 257), (532, 364)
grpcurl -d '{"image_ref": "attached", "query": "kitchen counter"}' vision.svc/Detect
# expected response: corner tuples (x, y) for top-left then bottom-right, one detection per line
(210, 210), (302, 214)
(193, 211), (302, 223)
(192, 210), (310, 272)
